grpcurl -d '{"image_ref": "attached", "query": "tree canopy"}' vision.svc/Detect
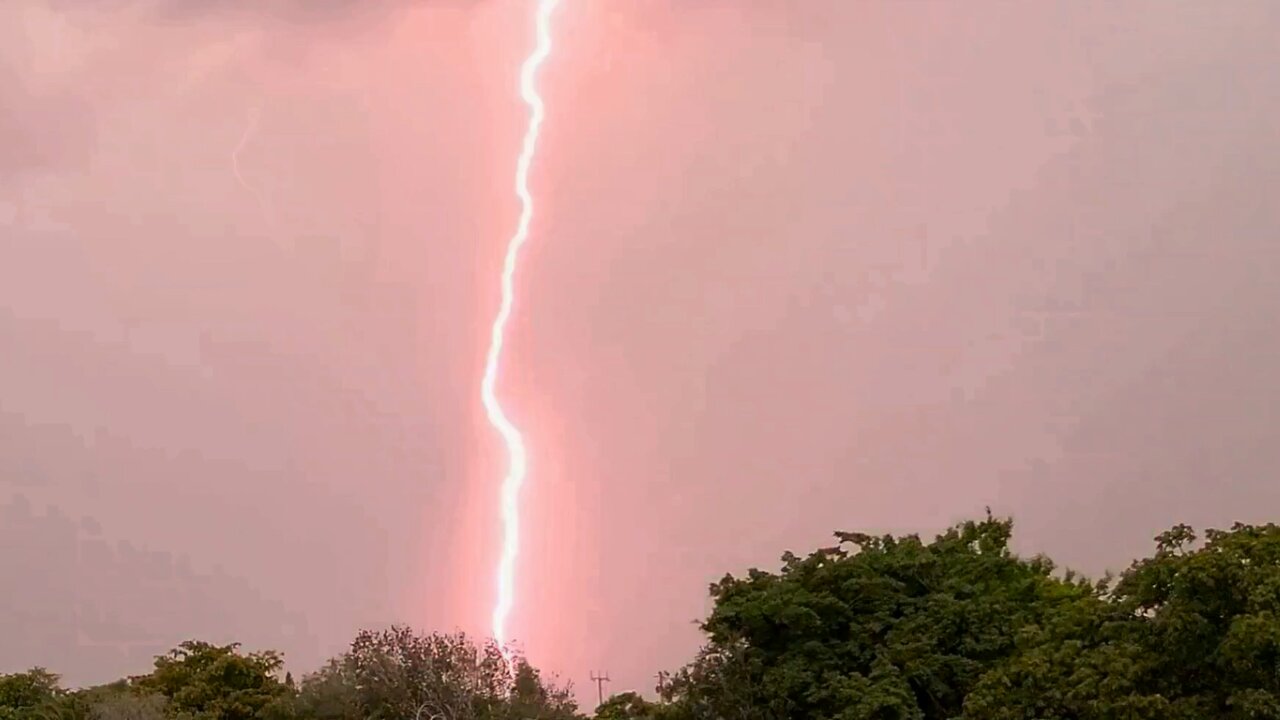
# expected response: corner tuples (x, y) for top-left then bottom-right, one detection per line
(308, 626), (578, 720)
(135, 641), (288, 720)
(646, 515), (1280, 720)
(5, 515), (1280, 720)
(1, 629), (578, 720)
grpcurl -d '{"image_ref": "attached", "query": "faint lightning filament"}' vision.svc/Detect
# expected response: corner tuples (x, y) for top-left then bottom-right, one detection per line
(483, 0), (561, 652)
(232, 106), (271, 227)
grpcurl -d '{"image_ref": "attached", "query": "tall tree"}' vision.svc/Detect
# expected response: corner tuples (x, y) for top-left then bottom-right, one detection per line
(310, 626), (579, 720)
(135, 641), (289, 720)
(964, 522), (1280, 719)
(1117, 522), (1280, 717)
(0, 669), (66, 720)
(662, 514), (1098, 720)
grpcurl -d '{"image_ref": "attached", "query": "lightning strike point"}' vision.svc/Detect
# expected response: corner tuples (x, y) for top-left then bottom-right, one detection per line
(482, 0), (561, 657)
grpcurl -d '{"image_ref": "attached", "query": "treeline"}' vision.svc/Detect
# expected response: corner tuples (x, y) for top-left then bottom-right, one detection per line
(5, 515), (1280, 719)
(614, 515), (1280, 720)
(0, 629), (578, 720)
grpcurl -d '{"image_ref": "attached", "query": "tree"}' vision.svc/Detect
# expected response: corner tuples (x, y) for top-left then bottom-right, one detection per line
(0, 669), (64, 714)
(592, 692), (658, 720)
(505, 660), (578, 720)
(964, 522), (1280, 719)
(290, 660), (358, 720)
(307, 626), (579, 720)
(1116, 522), (1280, 717)
(0, 669), (69, 720)
(958, 582), (1165, 720)
(7, 514), (1280, 720)
(87, 694), (167, 720)
(662, 514), (1099, 720)
(657, 640), (790, 720)
(134, 641), (289, 720)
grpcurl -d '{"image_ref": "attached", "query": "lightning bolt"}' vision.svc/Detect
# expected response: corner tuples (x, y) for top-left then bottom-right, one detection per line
(231, 106), (271, 226)
(483, 0), (561, 652)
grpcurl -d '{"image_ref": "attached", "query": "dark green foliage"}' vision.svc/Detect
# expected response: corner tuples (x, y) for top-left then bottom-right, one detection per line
(660, 514), (1091, 719)
(1118, 523), (1280, 717)
(0, 672), (145, 720)
(654, 517), (1280, 720)
(0, 670), (68, 720)
(134, 641), (288, 720)
(966, 522), (1280, 719)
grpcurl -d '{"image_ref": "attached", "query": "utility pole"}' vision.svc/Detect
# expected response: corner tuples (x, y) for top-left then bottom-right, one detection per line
(589, 670), (610, 708)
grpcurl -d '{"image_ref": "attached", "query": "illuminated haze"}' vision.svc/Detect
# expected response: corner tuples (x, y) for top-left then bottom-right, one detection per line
(3, 0), (1280, 704)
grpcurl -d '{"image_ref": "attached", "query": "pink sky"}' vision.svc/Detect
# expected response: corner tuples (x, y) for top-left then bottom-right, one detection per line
(3, 0), (1280, 707)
